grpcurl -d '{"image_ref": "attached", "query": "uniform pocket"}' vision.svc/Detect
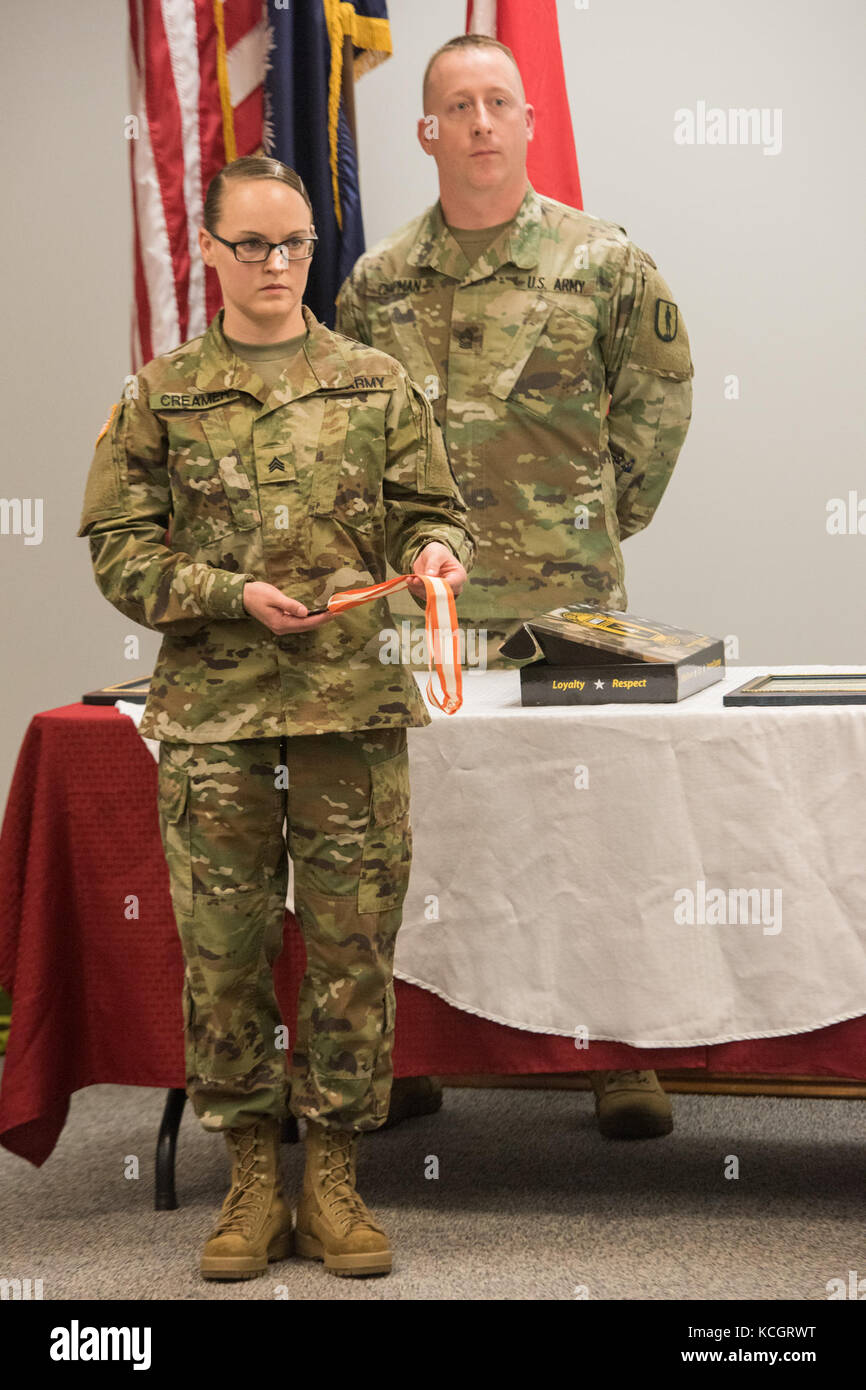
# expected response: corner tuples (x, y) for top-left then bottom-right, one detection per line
(200, 414), (261, 532)
(485, 295), (552, 402)
(157, 750), (193, 915)
(312, 396), (383, 530)
(357, 752), (412, 915)
(311, 397), (352, 516)
(489, 301), (598, 421)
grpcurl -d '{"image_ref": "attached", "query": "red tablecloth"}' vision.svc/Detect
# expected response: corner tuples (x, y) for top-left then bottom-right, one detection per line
(3, 703), (866, 1167)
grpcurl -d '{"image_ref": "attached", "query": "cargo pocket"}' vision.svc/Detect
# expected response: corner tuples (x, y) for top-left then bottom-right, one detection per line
(488, 300), (598, 421)
(311, 397), (352, 517)
(199, 414), (261, 532)
(357, 753), (412, 915)
(157, 751), (193, 916)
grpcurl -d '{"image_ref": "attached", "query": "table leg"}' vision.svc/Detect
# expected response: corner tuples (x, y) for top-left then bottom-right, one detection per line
(155, 1087), (187, 1211)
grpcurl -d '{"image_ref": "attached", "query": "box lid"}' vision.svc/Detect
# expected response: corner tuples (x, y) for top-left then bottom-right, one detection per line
(500, 604), (723, 666)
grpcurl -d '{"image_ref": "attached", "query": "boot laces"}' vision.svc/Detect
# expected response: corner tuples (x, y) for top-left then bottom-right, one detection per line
(216, 1127), (270, 1235)
(319, 1131), (378, 1235)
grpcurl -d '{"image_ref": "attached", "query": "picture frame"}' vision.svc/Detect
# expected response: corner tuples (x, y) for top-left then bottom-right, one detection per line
(723, 673), (866, 707)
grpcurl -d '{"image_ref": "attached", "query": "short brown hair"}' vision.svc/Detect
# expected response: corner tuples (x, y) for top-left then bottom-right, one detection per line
(203, 155), (313, 232)
(422, 33), (524, 110)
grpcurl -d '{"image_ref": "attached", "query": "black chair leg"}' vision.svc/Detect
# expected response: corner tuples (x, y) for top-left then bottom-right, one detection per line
(155, 1087), (187, 1211)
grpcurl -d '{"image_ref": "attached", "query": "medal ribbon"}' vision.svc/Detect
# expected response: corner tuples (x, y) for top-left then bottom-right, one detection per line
(316, 574), (463, 715)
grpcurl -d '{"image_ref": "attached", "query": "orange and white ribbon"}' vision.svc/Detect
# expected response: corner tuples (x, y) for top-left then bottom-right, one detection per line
(317, 574), (463, 715)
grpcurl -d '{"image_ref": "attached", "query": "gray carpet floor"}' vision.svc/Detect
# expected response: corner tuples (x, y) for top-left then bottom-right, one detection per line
(1, 1068), (864, 1301)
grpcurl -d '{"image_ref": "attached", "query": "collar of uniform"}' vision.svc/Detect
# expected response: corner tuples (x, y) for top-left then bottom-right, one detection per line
(194, 305), (358, 401)
(195, 308), (269, 401)
(405, 183), (542, 281)
(298, 304), (361, 390)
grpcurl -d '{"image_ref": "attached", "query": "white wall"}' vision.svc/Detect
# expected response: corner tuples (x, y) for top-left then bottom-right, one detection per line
(354, 0), (866, 664)
(1, 0), (864, 802)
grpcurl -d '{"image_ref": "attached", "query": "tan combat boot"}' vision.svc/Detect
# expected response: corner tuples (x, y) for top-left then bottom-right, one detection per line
(590, 1069), (674, 1139)
(200, 1116), (294, 1280)
(294, 1120), (392, 1277)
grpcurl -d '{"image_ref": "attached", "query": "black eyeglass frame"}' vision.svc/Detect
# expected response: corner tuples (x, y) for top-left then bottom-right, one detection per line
(207, 229), (319, 262)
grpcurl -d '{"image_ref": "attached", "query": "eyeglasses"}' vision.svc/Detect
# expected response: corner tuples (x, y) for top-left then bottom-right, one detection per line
(208, 230), (318, 262)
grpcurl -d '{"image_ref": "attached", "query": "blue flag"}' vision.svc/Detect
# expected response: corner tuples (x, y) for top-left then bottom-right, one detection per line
(263, 1), (391, 327)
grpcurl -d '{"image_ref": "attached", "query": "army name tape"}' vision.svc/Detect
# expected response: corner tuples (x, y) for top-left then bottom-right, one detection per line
(314, 574), (462, 715)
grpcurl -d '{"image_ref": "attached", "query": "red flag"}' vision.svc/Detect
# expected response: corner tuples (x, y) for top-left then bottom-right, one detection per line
(466, 0), (582, 209)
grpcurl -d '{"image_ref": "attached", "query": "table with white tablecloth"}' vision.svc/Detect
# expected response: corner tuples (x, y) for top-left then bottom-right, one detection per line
(394, 666), (866, 1048)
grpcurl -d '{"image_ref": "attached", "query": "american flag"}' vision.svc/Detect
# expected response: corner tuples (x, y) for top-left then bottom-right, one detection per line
(128, 0), (389, 369)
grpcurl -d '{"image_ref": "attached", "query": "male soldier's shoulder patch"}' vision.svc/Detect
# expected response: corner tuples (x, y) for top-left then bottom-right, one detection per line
(654, 299), (678, 342)
(627, 254), (693, 378)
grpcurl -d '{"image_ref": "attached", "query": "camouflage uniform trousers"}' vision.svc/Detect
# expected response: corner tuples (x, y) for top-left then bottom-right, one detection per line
(156, 727), (411, 1134)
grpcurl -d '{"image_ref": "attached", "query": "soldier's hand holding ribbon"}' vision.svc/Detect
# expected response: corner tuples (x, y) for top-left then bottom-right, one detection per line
(406, 540), (467, 600)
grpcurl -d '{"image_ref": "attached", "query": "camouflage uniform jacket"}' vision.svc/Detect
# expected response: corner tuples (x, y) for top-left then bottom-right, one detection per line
(336, 184), (693, 622)
(77, 306), (476, 741)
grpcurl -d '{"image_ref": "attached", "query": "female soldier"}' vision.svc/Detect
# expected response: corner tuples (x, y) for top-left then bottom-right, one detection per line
(77, 155), (475, 1280)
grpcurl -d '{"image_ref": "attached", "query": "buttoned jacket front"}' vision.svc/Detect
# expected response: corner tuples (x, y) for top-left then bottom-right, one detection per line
(77, 306), (476, 741)
(337, 187), (694, 622)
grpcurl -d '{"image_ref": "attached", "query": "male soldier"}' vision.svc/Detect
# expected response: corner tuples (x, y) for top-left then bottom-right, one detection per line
(77, 155), (474, 1278)
(337, 33), (694, 1140)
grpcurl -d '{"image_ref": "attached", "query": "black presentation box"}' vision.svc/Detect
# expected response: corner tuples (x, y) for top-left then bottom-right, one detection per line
(500, 604), (726, 705)
(82, 677), (151, 705)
